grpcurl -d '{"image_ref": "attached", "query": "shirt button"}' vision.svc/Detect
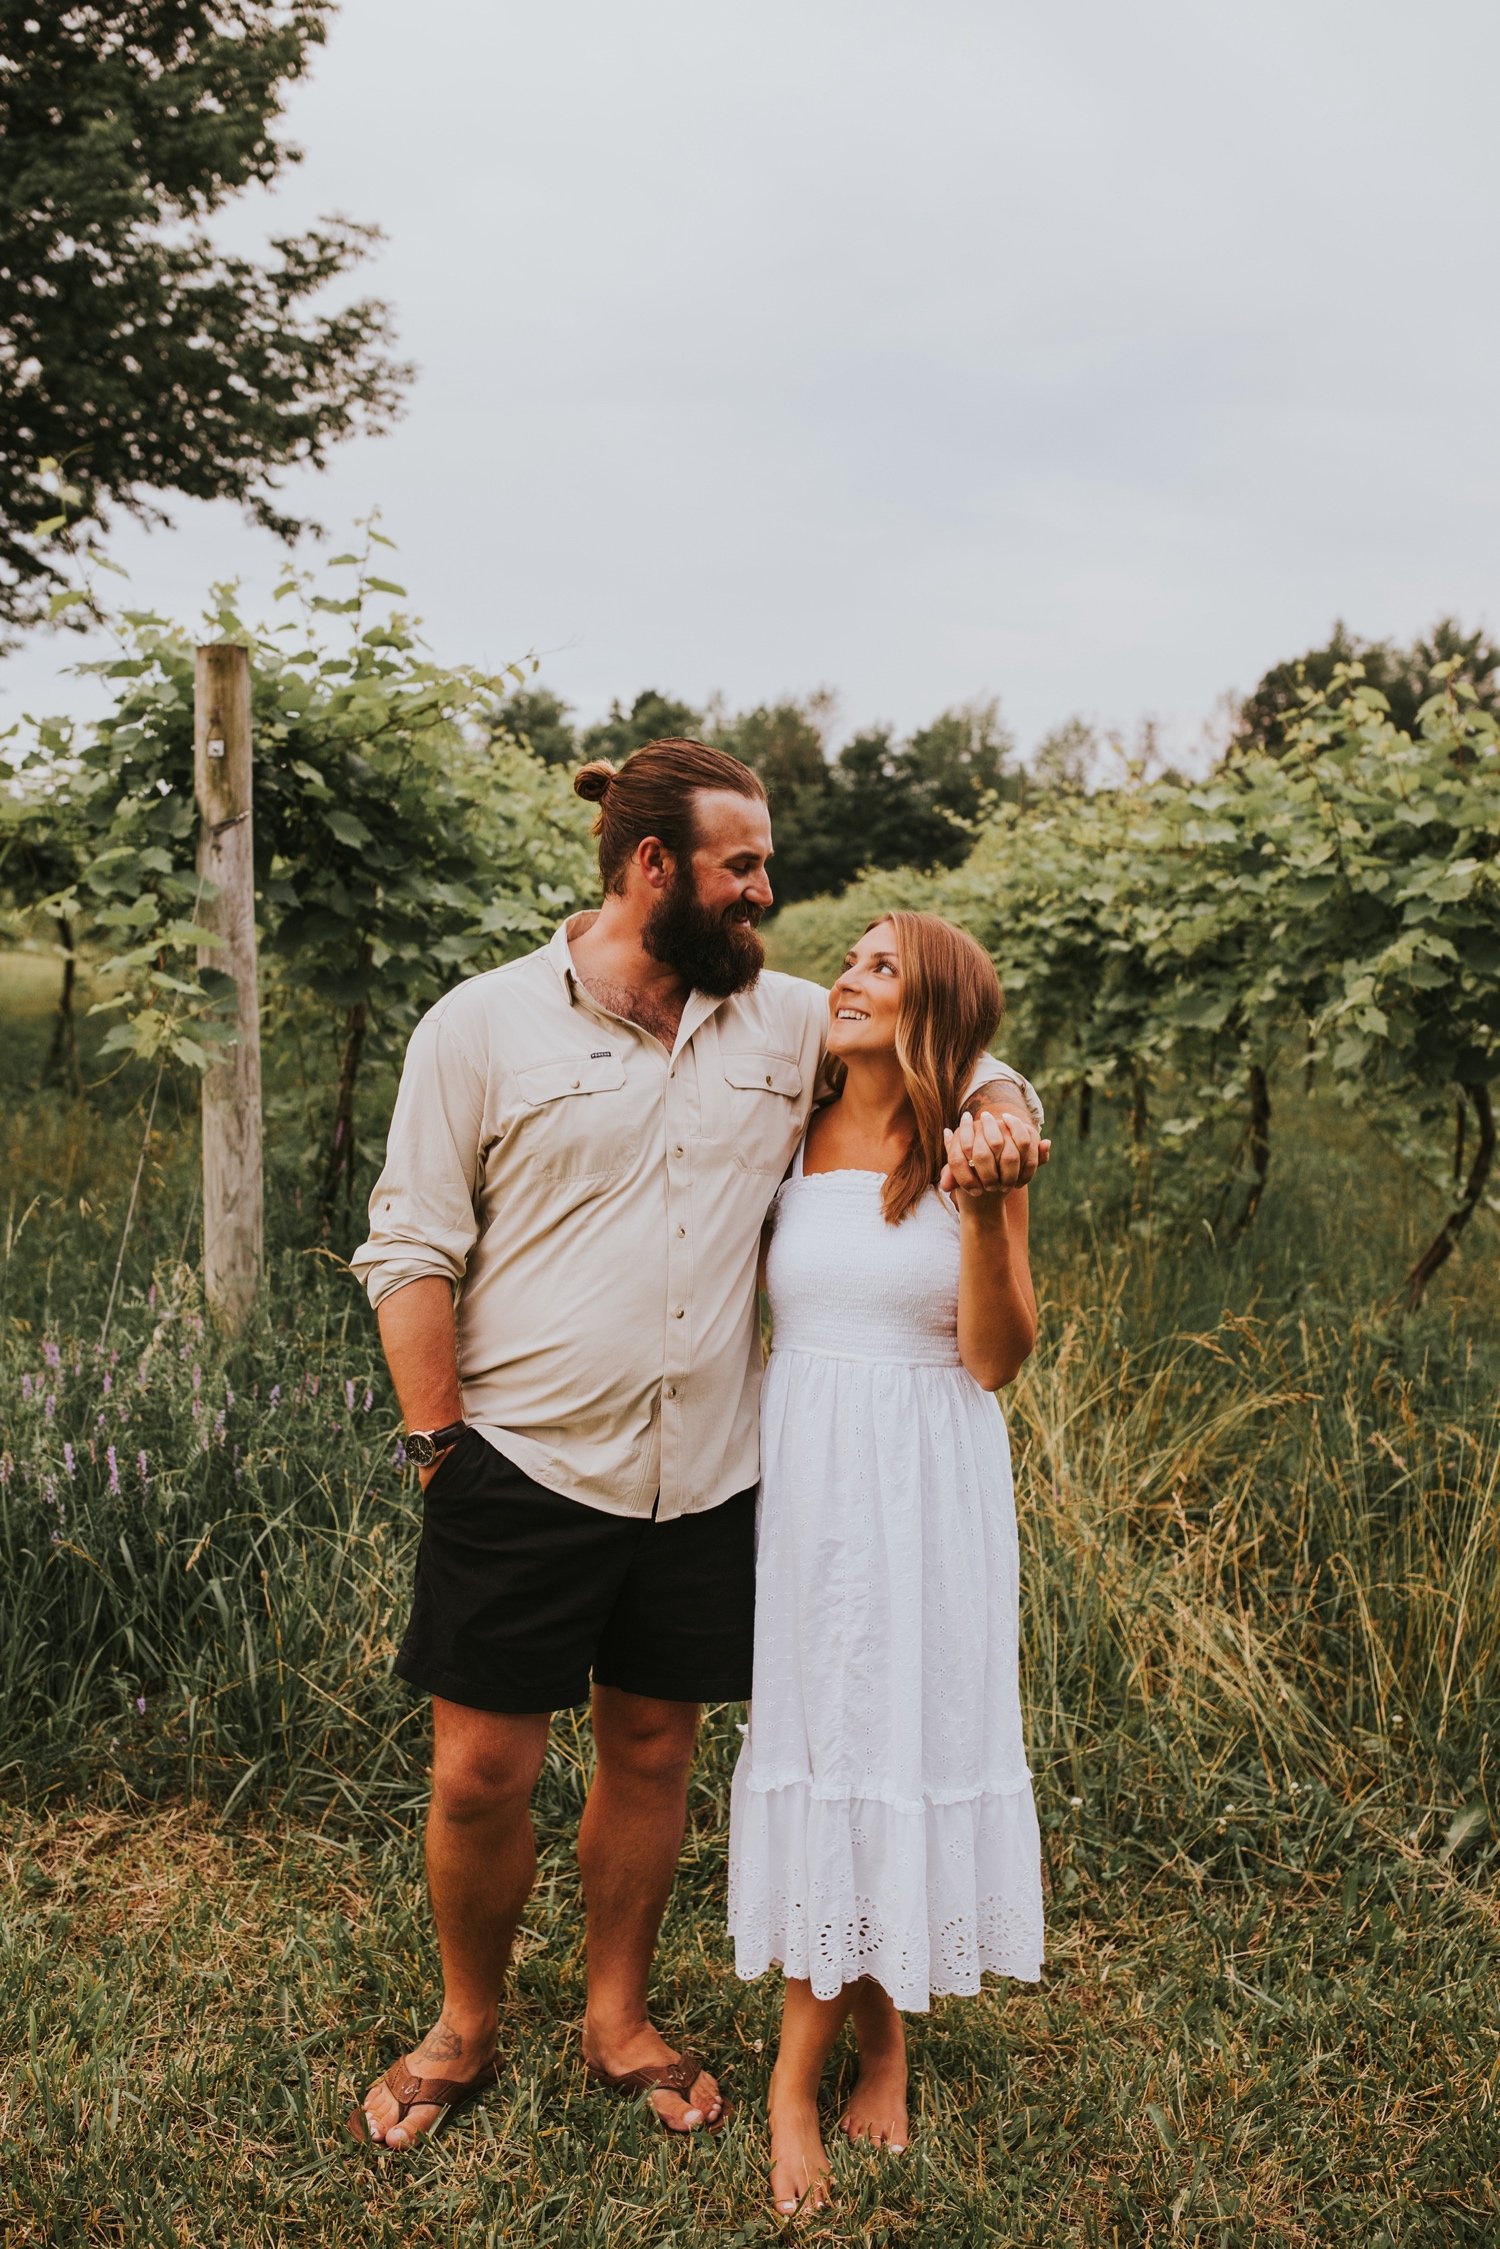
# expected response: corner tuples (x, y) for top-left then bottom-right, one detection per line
(571, 1077), (580, 1088)
(674, 1144), (684, 1157)
(674, 1307), (685, 1319)
(765, 1073), (773, 1085)
(666, 1384), (677, 1399)
(676, 1225), (686, 1238)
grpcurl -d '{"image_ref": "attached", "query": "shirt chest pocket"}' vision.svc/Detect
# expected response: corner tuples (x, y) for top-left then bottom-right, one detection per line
(513, 1054), (633, 1181)
(721, 1051), (805, 1174)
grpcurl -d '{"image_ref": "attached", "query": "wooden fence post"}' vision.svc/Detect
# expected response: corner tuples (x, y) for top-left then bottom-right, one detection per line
(194, 643), (264, 1329)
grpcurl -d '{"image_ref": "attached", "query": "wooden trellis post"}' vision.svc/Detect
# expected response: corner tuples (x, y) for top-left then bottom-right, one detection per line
(194, 643), (264, 1329)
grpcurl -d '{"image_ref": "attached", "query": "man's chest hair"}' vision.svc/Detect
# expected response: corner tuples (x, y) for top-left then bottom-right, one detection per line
(577, 975), (685, 1052)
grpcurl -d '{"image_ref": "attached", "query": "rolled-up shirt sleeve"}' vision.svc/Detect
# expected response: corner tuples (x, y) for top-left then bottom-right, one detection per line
(349, 1001), (488, 1310)
(966, 1053), (1045, 1131)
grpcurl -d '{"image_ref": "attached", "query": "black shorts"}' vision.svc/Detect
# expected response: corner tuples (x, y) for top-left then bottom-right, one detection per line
(394, 1428), (756, 1714)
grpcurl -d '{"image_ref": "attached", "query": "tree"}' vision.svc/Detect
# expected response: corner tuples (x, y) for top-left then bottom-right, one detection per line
(721, 698), (849, 905)
(1030, 716), (1100, 796)
(1235, 618), (1500, 755)
(877, 700), (1016, 871)
(579, 689), (704, 763)
(0, 2), (410, 637)
(496, 687), (578, 768)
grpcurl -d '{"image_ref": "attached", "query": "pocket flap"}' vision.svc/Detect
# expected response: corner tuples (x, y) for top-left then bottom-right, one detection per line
(722, 1052), (803, 1098)
(515, 1053), (628, 1106)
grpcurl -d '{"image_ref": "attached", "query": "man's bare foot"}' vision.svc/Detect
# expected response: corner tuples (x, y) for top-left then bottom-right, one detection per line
(769, 2075), (832, 2216)
(360, 2013), (497, 2150)
(581, 2015), (723, 2132)
(840, 2008), (908, 2150)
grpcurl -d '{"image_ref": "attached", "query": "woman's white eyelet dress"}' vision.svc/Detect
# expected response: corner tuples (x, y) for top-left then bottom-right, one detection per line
(727, 1141), (1044, 2011)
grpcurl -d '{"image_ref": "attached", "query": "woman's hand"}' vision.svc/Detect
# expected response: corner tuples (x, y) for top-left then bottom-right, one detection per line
(941, 1109), (1048, 1201)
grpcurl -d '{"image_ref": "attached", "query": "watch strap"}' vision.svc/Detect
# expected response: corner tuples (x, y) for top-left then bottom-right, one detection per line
(407, 1419), (469, 1463)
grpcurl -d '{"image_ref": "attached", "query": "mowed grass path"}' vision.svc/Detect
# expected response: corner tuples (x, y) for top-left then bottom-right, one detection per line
(1, 948), (1497, 2243)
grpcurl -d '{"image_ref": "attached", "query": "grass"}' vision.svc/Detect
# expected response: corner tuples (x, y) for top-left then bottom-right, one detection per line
(0, 947), (1497, 2243)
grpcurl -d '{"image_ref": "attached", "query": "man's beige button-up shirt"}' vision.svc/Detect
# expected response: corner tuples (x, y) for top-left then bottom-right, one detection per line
(351, 917), (1041, 1522)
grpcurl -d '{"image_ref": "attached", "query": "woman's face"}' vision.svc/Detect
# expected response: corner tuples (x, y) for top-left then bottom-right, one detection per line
(827, 920), (902, 1058)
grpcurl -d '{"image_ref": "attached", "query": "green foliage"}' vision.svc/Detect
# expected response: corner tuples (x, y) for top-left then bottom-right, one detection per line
(1235, 615), (1500, 755)
(4, 531), (596, 1203)
(578, 687), (705, 762)
(772, 664), (1500, 1297)
(493, 685), (582, 768)
(0, 1), (410, 634)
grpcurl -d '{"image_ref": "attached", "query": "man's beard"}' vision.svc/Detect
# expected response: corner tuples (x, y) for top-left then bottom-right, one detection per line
(642, 870), (765, 998)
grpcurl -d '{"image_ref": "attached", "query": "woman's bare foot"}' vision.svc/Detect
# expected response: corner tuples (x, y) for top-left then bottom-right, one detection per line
(360, 2014), (496, 2149)
(840, 1988), (908, 2150)
(768, 2073), (832, 2216)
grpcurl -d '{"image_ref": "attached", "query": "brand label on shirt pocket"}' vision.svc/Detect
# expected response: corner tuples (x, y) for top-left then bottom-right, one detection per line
(515, 1054), (628, 1105)
(512, 1052), (632, 1184)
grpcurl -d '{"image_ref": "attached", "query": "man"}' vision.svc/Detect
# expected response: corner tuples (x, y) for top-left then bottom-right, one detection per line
(348, 737), (1044, 2149)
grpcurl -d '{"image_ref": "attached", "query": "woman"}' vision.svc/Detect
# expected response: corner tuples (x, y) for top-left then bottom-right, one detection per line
(728, 911), (1045, 2217)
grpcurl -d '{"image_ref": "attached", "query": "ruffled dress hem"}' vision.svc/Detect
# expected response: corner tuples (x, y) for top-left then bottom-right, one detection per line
(729, 1771), (1045, 2012)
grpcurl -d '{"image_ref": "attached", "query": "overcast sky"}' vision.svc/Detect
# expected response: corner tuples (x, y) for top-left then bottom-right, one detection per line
(6, 0), (1498, 761)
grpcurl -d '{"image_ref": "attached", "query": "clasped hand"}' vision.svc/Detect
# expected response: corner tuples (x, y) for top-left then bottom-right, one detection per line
(940, 1108), (1051, 1200)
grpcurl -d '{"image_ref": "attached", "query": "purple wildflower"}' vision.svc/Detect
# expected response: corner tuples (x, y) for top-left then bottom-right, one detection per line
(45, 1394), (56, 1422)
(107, 1446), (121, 1495)
(191, 1365), (202, 1394)
(269, 1384), (282, 1410)
(0, 1454), (11, 1486)
(224, 1384), (235, 1409)
(148, 1283), (157, 1310)
(135, 1695), (147, 1715)
(393, 1441), (408, 1468)
(103, 1372), (112, 1395)
(345, 1378), (356, 1410)
(21, 1373), (33, 1402)
(43, 1340), (62, 1370)
(363, 1388), (374, 1413)
(213, 1408), (226, 1443)
(138, 1450), (149, 1487)
(310, 1375), (320, 1397)
(63, 1442), (76, 1479)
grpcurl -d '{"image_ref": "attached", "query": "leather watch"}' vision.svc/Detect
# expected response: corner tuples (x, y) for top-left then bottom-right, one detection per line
(405, 1419), (469, 1467)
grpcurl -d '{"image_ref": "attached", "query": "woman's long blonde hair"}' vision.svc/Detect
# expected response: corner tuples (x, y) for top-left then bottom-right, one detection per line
(822, 910), (1004, 1225)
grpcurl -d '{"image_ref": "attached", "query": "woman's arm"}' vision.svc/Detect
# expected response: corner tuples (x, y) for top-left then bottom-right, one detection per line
(945, 1111), (1038, 1390)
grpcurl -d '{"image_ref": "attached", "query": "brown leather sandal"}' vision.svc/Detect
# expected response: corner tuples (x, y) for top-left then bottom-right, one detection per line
(346, 2055), (501, 2149)
(585, 2047), (731, 2133)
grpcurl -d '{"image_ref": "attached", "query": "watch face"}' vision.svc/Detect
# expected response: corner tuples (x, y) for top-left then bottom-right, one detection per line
(406, 1432), (438, 1466)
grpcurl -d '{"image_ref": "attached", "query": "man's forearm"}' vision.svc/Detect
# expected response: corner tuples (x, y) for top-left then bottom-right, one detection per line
(377, 1276), (465, 1431)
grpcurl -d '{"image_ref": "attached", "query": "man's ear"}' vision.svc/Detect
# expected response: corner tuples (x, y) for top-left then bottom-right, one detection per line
(634, 835), (675, 892)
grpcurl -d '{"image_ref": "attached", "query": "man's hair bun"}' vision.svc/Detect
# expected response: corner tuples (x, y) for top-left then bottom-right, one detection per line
(572, 760), (618, 804)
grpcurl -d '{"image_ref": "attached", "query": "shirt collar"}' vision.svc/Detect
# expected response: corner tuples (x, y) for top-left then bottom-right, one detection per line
(547, 913), (735, 1053)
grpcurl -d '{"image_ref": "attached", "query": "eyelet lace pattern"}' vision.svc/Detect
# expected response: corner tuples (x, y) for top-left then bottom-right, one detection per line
(728, 1161), (1044, 2010)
